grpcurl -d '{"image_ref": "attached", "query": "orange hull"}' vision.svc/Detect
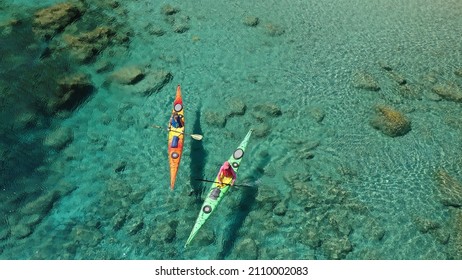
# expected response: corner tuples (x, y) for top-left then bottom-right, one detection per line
(168, 85), (184, 190)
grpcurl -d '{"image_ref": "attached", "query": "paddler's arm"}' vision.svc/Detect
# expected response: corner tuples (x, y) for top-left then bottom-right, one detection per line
(230, 168), (237, 186)
(217, 167), (225, 184)
(218, 173), (224, 185)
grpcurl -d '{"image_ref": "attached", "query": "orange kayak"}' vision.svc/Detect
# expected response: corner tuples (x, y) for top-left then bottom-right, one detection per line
(168, 85), (185, 190)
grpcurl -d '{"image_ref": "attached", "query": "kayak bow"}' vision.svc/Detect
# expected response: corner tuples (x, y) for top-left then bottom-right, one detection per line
(185, 129), (253, 247)
(168, 85), (184, 190)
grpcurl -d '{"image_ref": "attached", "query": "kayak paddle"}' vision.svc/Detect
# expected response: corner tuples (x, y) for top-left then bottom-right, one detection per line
(151, 125), (203, 140)
(194, 178), (254, 188)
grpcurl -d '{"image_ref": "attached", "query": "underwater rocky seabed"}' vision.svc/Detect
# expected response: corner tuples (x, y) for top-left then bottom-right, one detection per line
(1, 0), (462, 259)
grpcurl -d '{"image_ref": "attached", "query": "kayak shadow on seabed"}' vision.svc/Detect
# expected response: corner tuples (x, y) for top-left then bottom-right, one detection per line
(189, 108), (207, 199)
(217, 150), (270, 259)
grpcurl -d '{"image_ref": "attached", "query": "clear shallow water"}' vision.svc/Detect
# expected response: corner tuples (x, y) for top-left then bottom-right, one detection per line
(1, 0), (462, 259)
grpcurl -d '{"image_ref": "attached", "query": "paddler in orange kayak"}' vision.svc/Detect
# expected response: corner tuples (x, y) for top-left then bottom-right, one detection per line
(169, 112), (184, 128)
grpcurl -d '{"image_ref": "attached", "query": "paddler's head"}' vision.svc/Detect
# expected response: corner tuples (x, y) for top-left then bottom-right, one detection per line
(223, 161), (231, 169)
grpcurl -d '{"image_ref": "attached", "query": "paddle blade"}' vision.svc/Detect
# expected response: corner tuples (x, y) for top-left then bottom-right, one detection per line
(190, 134), (203, 140)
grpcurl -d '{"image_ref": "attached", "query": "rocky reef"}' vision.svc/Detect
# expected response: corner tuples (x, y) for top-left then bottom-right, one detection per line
(33, 2), (86, 39)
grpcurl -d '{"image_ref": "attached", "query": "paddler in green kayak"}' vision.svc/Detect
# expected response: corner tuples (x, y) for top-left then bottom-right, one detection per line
(217, 161), (236, 187)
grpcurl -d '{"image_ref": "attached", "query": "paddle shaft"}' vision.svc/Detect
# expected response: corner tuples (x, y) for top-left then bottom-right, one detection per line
(195, 178), (253, 188)
(151, 125), (203, 140)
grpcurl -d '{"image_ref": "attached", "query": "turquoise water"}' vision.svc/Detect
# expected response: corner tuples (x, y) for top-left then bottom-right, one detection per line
(1, 0), (462, 259)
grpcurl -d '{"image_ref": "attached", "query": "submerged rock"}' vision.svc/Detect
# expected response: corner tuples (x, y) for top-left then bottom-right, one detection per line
(308, 107), (326, 123)
(204, 111), (227, 127)
(156, 221), (178, 244)
(398, 84), (421, 100)
(21, 213), (43, 227)
(109, 66), (145, 85)
(63, 26), (117, 62)
(0, 228), (10, 241)
(114, 161), (127, 173)
(243, 16), (259, 27)
(227, 99), (247, 117)
(379, 63), (407, 85)
(255, 185), (282, 211)
(130, 70), (173, 95)
(454, 68), (462, 78)
(71, 225), (103, 246)
(43, 126), (74, 150)
(387, 70), (407, 85)
(13, 111), (40, 130)
(173, 19), (190, 33)
(11, 224), (32, 239)
(147, 24), (166, 37)
(254, 103), (282, 117)
(321, 237), (353, 260)
(0, 18), (22, 36)
(33, 2), (85, 39)
(352, 71), (380, 91)
(111, 212), (128, 231)
(21, 190), (61, 215)
(432, 82), (462, 103)
(128, 217), (144, 235)
(273, 201), (287, 216)
(52, 73), (94, 111)
(447, 210), (462, 259)
(161, 4), (180, 15)
(301, 228), (322, 248)
(378, 61), (393, 71)
(434, 169), (462, 207)
(264, 23), (285, 36)
(370, 105), (411, 137)
(150, 226), (175, 244)
(253, 122), (271, 138)
(413, 216), (441, 233)
(95, 60), (115, 73)
(433, 228), (450, 245)
(233, 238), (259, 259)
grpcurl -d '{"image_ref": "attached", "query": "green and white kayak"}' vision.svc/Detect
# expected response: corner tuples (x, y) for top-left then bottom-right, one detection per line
(185, 129), (253, 247)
